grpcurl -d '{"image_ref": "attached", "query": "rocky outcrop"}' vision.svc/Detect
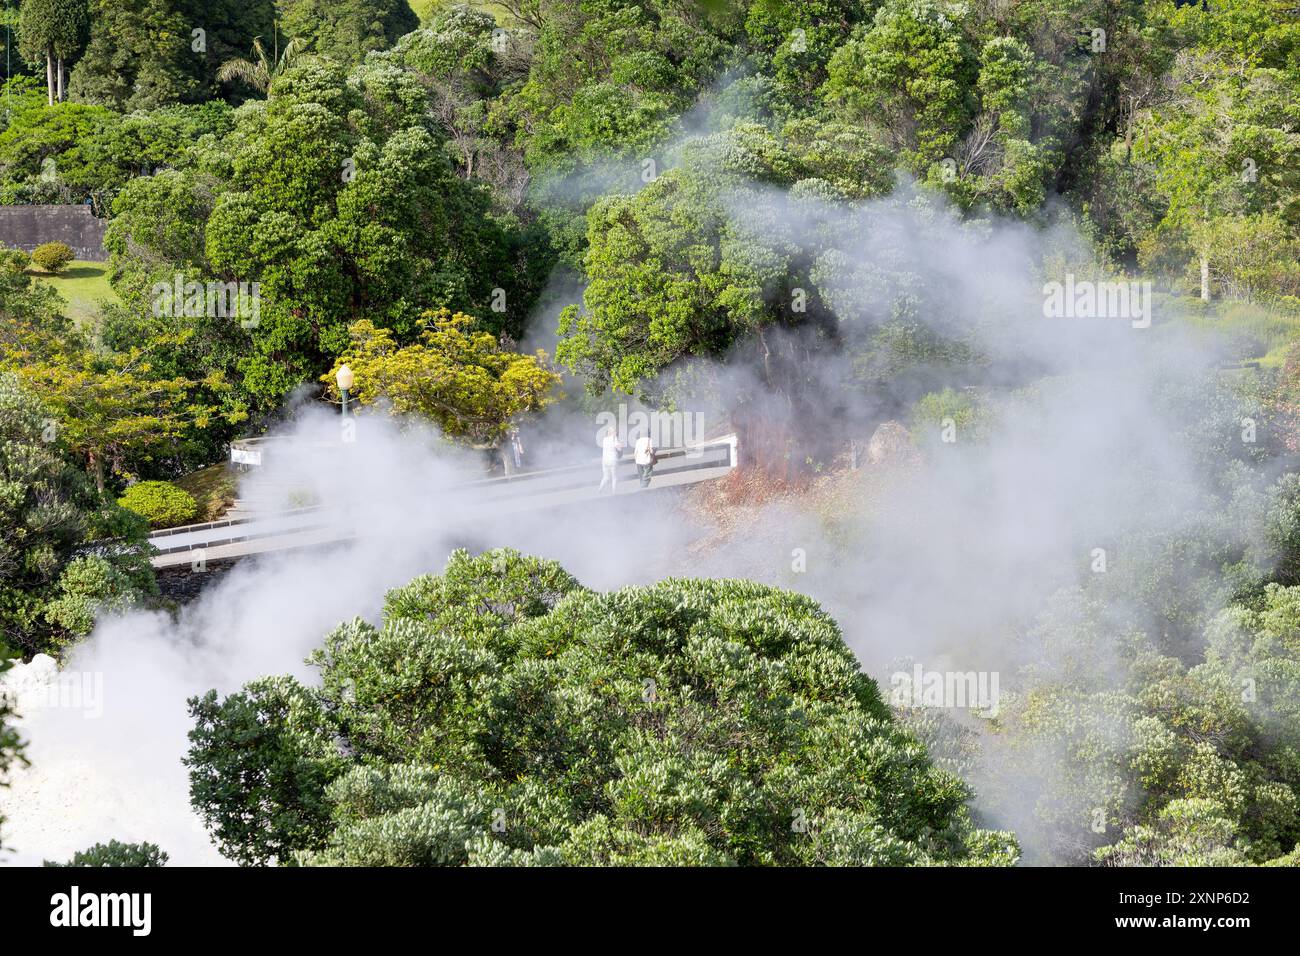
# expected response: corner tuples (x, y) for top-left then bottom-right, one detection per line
(866, 421), (915, 465)
(0, 653), (60, 714)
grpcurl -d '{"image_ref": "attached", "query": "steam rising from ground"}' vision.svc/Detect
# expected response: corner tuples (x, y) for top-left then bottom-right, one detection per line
(1, 189), (1259, 865)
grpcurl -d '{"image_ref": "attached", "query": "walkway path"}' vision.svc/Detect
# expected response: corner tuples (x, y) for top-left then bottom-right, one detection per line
(150, 437), (737, 569)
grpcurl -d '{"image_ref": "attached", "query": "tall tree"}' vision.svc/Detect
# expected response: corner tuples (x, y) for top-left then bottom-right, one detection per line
(321, 310), (561, 472)
(215, 36), (303, 94)
(276, 0), (417, 66)
(17, 0), (87, 105)
(68, 0), (197, 110)
(1131, 0), (1300, 299)
(822, 0), (977, 173)
(175, 0), (277, 97)
(0, 266), (236, 490)
(200, 58), (545, 407)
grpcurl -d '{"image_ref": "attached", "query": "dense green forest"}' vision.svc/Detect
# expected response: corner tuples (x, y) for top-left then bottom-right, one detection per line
(2, 0), (1300, 868)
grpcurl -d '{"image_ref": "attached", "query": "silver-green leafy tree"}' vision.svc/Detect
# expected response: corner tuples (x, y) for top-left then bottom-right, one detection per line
(186, 549), (1019, 867)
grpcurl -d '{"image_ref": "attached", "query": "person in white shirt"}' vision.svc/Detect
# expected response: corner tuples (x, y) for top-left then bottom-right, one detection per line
(597, 427), (624, 494)
(633, 431), (655, 488)
(510, 428), (524, 470)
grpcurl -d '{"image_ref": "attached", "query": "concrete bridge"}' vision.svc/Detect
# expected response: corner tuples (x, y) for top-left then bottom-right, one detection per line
(148, 436), (738, 570)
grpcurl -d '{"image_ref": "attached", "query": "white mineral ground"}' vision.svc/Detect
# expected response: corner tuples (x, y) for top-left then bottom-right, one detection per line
(1, 641), (227, 866)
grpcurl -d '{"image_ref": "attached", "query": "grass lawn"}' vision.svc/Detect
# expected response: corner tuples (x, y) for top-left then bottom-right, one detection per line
(410, 0), (512, 23)
(30, 260), (121, 327)
(1174, 297), (1300, 366)
(174, 462), (240, 522)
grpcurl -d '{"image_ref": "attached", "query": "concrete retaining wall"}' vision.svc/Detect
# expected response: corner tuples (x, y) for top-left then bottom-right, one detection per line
(0, 204), (108, 261)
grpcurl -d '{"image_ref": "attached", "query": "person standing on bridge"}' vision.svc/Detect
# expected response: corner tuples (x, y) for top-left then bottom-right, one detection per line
(597, 426), (624, 494)
(634, 430), (656, 488)
(510, 428), (524, 471)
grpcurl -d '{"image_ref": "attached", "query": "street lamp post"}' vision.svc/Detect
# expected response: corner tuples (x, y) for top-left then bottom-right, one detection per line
(336, 364), (354, 417)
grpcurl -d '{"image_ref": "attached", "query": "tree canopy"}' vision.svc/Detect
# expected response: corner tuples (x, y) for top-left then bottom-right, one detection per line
(43, 838), (169, 867)
(186, 549), (1019, 866)
(322, 309), (561, 453)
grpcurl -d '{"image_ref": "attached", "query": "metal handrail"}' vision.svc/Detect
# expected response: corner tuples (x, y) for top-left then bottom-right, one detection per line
(153, 436), (738, 546)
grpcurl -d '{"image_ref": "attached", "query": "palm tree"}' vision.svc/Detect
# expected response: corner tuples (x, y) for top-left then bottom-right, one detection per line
(216, 36), (303, 94)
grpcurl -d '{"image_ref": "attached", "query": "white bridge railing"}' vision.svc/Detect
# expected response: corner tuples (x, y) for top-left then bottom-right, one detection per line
(142, 434), (739, 566)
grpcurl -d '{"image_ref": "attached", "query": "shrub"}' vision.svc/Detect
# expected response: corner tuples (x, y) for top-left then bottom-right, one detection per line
(44, 840), (169, 867)
(43, 556), (149, 641)
(117, 480), (199, 529)
(910, 387), (984, 445)
(0, 244), (30, 273)
(172, 464), (238, 521)
(30, 241), (75, 274)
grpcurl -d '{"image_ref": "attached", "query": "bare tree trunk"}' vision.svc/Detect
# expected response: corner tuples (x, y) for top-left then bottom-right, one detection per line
(1200, 256), (1211, 302)
(756, 325), (773, 385)
(88, 452), (105, 494)
(46, 52), (54, 106)
(57, 58), (64, 102)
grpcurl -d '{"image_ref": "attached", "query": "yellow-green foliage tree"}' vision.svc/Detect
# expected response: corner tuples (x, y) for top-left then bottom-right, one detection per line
(0, 373), (157, 658)
(1, 267), (240, 491)
(2, 324), (221, 491)
(323, 309), (560, 470)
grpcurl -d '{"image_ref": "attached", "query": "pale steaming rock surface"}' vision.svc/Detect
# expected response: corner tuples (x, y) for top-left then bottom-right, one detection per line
(0, 655), (58, 714)
(1, 653), (226, 866)
(1, 752), (226, 866)
(867, 421), (914, 465)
